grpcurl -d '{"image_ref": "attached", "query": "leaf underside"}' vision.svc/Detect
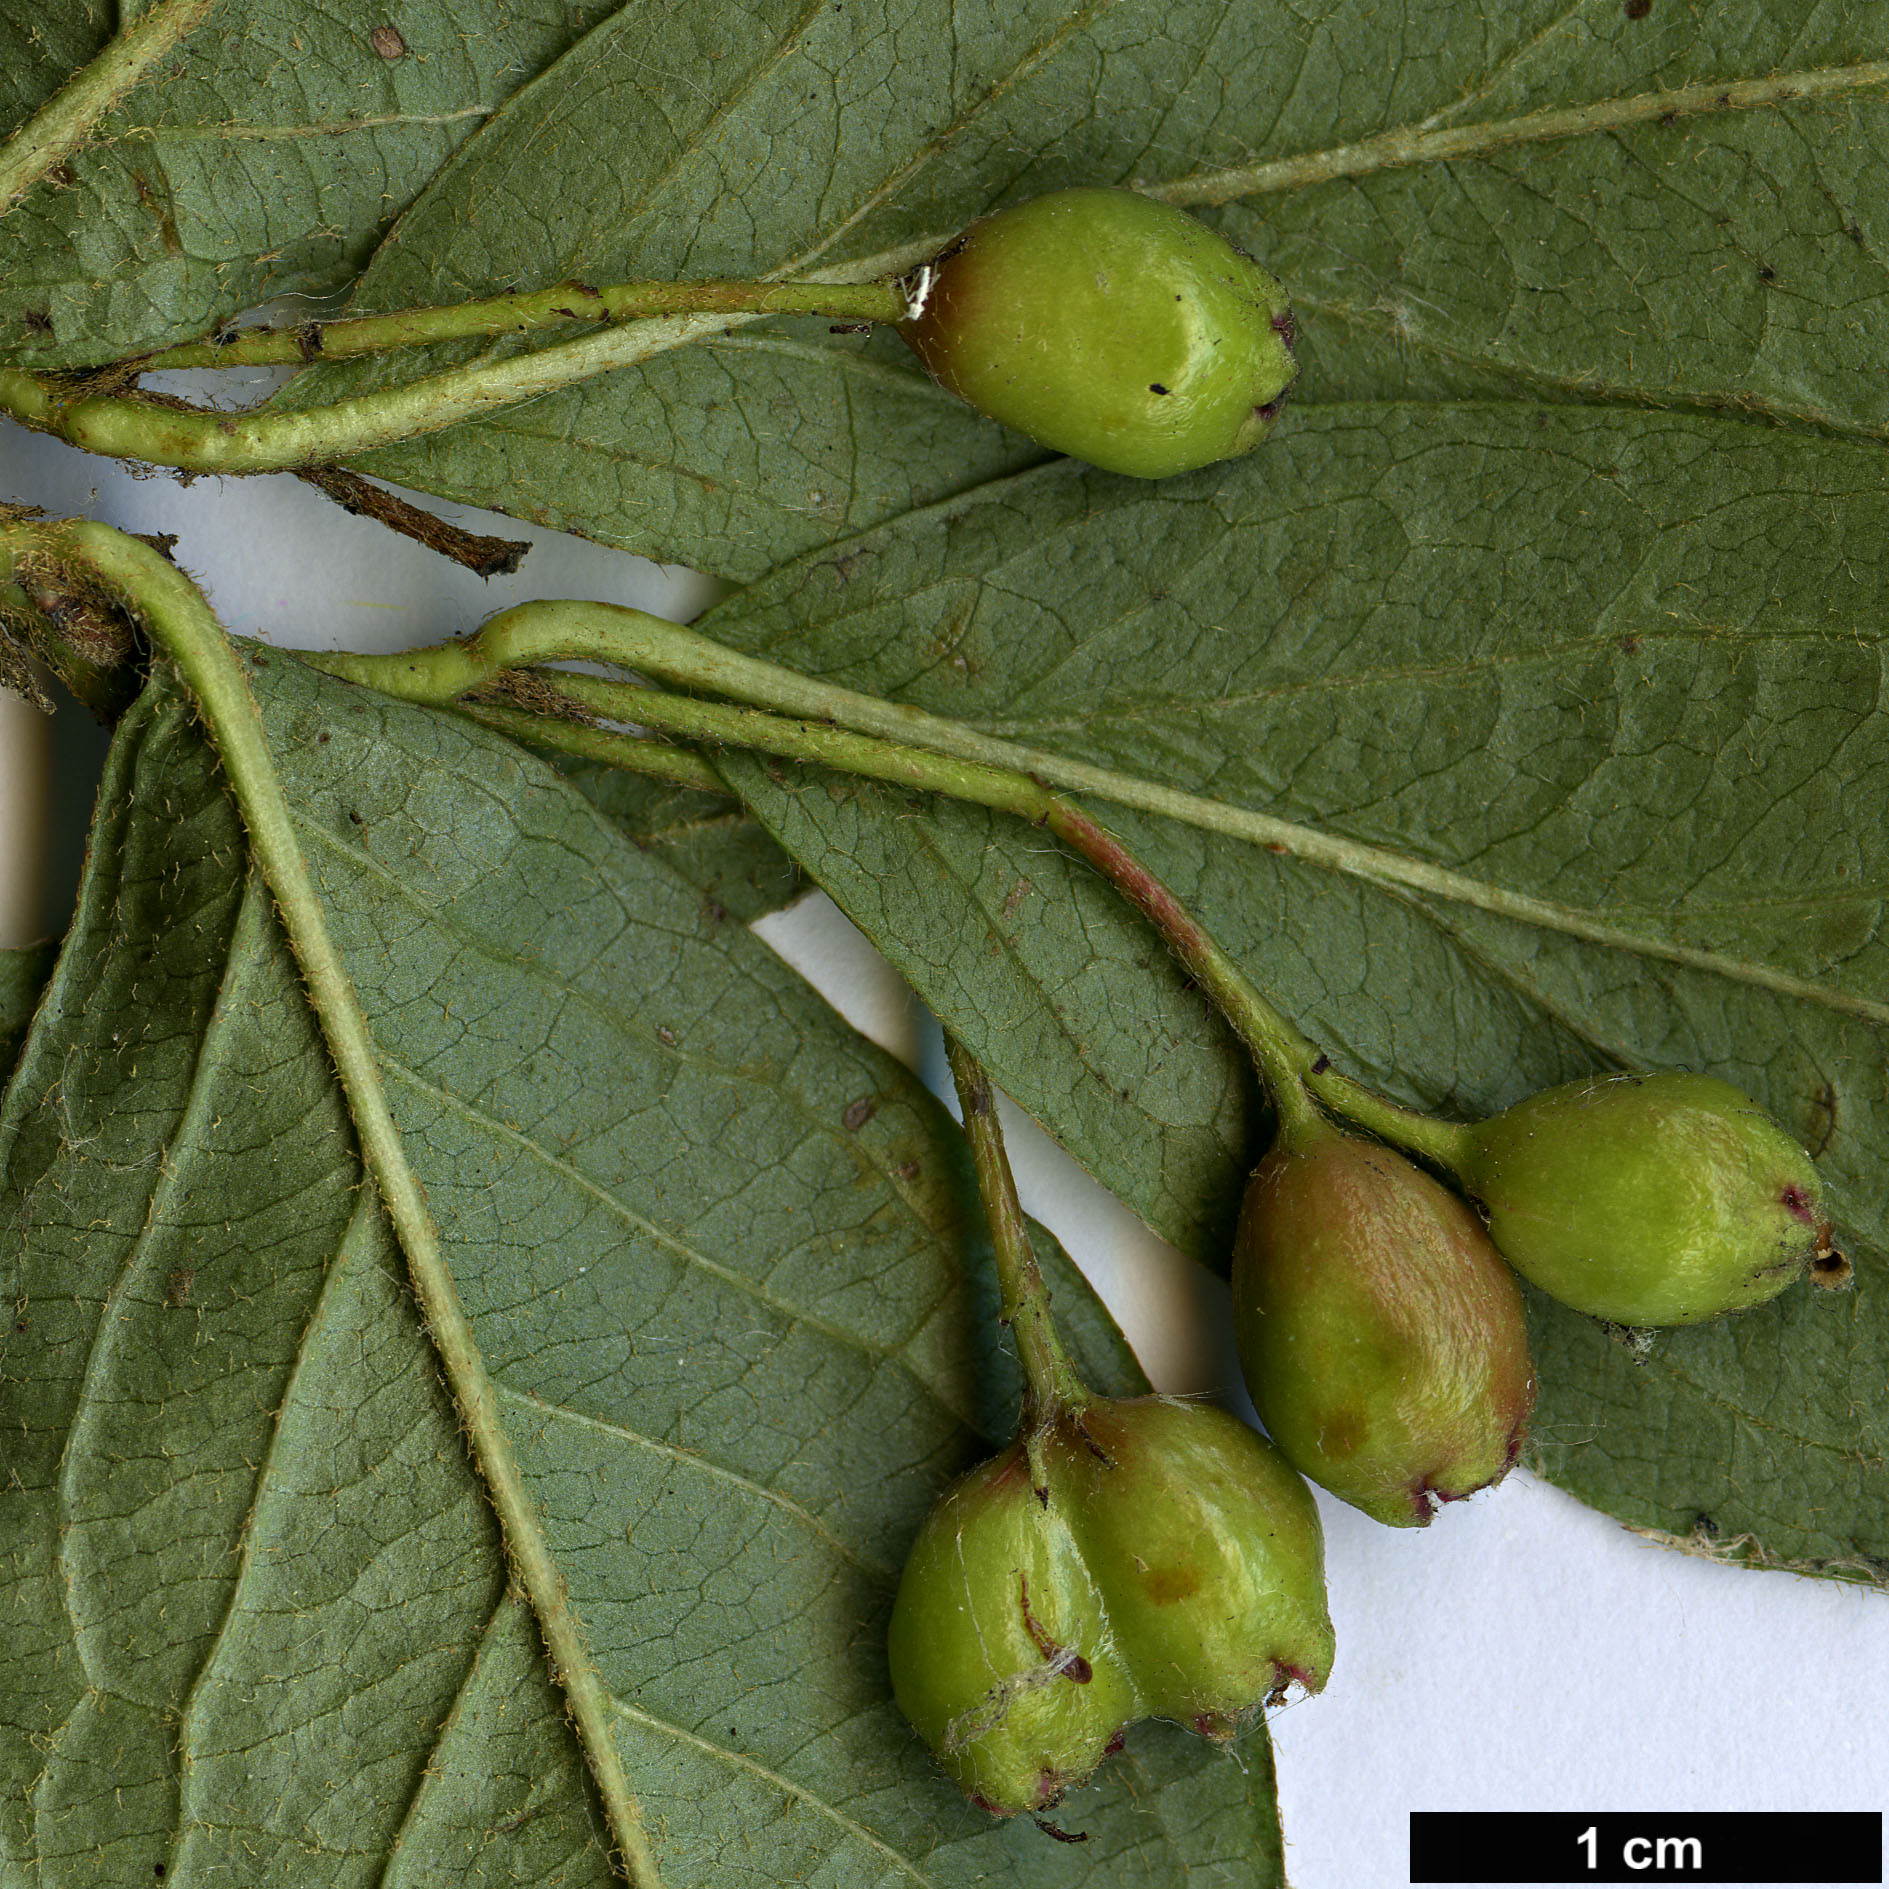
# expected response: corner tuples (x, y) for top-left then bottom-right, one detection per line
(0, 654), (1284, 1884)
(0, 0), (624, 367)
(242, 0), (1889, 576)
(0, 25), (1882, 1889)
(0, 938), (56, 1081)
(696, 400), (1889, 1581)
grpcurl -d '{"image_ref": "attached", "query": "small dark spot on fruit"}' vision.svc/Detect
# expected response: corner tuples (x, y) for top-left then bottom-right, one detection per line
(369, 25), (407, 58)
(1140, 1563), (1202, 1605)
(1758, 263), (1777, 283)
(842, 1095), (878, 1131)
(1623, 0), (1651, 17)
(1148, 382), (1170, 396)
(1780, 1183), (1817, 1224)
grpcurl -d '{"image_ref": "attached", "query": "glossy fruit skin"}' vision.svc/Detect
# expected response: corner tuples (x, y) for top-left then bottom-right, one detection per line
(887, 1396), (1333, 1814)
(1457, 1073), (1835, 1326)
(900, 188), (1296, 479)
(1232, 1128), (1535, 1527)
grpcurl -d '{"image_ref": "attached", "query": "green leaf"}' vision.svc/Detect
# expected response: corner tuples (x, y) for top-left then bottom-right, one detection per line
(693, 400), (1888, 1577)
(1215, 37), (1889, 438)
(0, 936), (56, 1079)
(281, 0), (1538, 576)
(560, 761), (800, 925)
(278, 1), (1889, 571)
(0, 0), (621, 366)
(0, 649), (1288, 1883)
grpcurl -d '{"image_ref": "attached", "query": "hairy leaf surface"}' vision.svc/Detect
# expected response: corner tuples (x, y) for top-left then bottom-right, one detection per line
(276, 0), (1889, 570)
(700, 401), (1888, 1577)
(0, 651), (1287, 1883)
(0, 0), (620, 366)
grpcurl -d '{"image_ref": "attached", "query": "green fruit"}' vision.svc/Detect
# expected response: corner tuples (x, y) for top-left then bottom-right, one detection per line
(1454, 1073), (1842, 1327)
(887, 1396), (1333, 1815)
(1232, 1126), (1535, 1527)
(1042, 1398), (1334, 1735)
(885, 1443), (1137, 1816)
(900, 187), (1297, 479)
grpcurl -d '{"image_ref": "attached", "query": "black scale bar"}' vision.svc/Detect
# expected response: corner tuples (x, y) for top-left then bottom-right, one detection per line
(1409, 1812), (1883, 1884)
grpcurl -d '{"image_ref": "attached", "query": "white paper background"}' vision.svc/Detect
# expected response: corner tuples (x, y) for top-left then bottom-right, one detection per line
(2, 408), (1883, 1889)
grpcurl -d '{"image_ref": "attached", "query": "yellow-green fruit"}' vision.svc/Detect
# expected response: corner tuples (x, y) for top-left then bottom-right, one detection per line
(1232, 1128), (1535, 1527)
(1041, 1398), (1334, 1733)
(886, 1397), (1332, 1814)
(900, 188), (1297, 479)
(886, 1443), (1136, 1815)
(1456, 1073), (1840, 1327)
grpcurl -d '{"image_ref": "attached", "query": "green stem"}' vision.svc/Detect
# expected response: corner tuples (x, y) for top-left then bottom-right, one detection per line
(0, 252), (907, 476)
(459, 699), (726, 793)
(0, 0), (224, 221)
(944, 1035), (1088, 1423)
(143, 279), (908, 370)
(311, 638), (1461, 1157)
(0, 520), (665, 1889)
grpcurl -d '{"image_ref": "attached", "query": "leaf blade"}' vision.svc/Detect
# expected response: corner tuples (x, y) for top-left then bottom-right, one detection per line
(690, 401), (1888, 1577)
(0, 651), (1285, 1882)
